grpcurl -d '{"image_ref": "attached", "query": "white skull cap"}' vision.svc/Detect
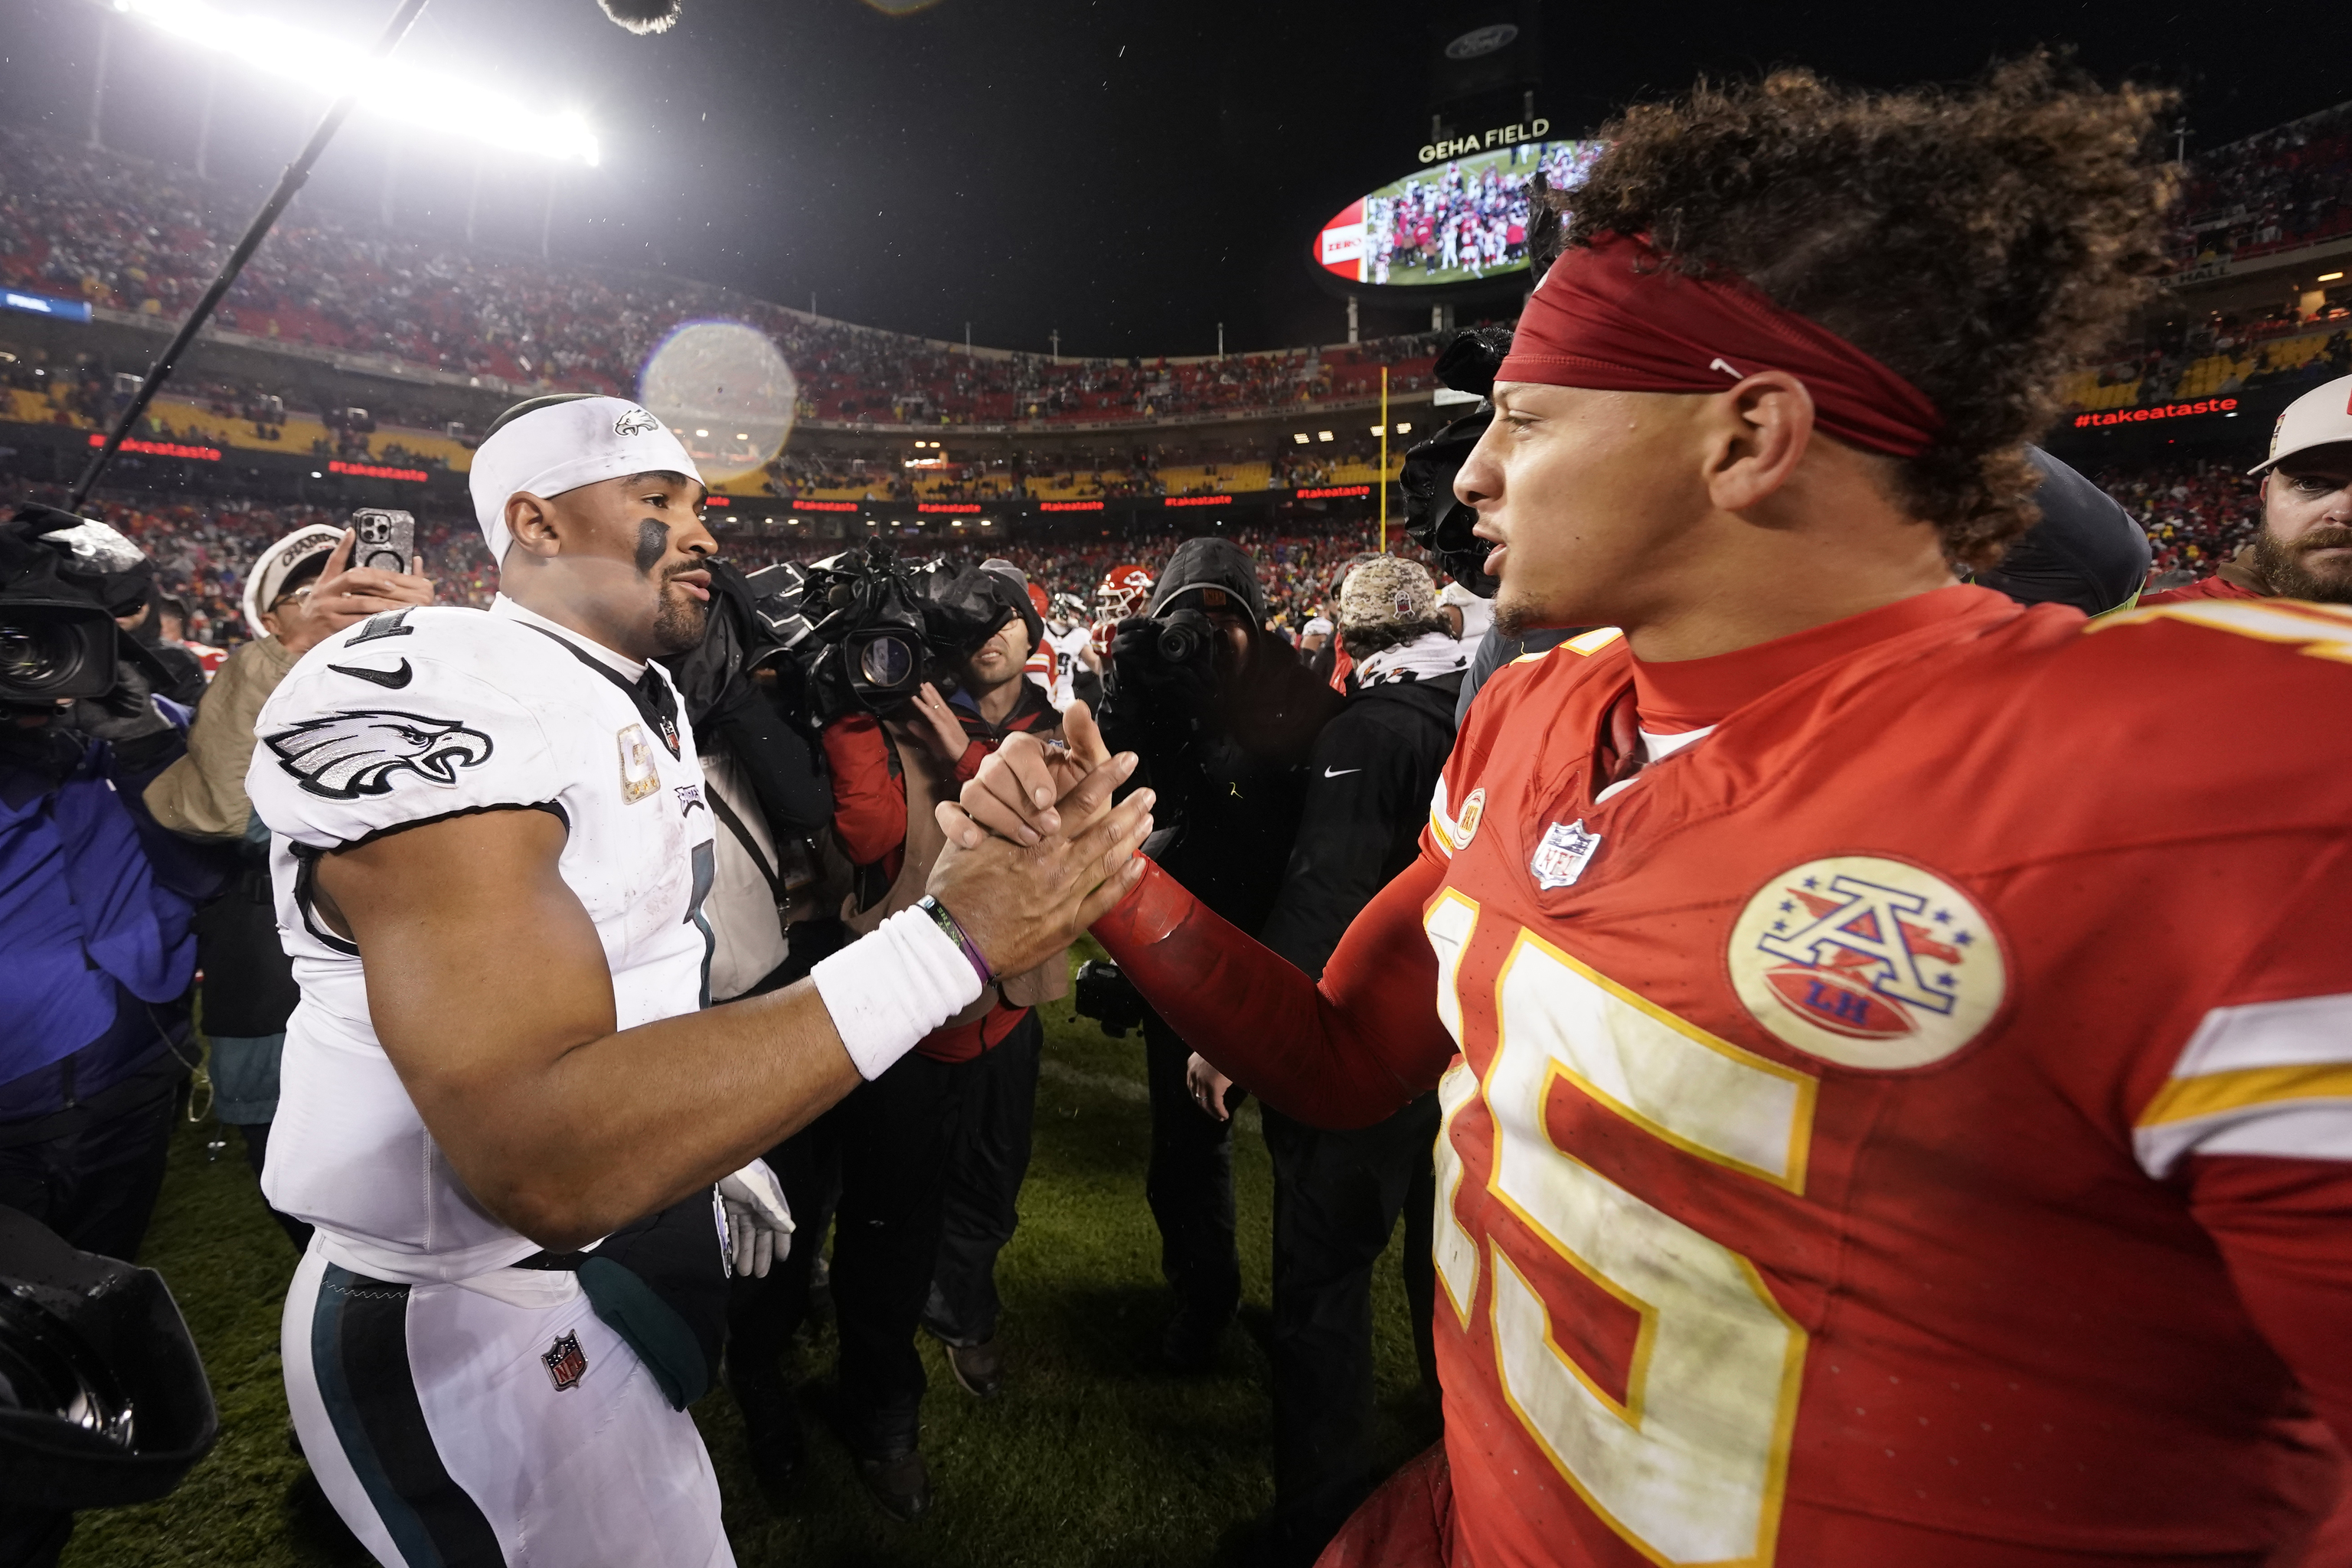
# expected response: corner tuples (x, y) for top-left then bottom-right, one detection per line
(467, 396), (702, 567)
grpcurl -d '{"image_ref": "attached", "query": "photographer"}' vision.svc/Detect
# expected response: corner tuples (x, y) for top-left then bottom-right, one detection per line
(0, 507), (231, 1262)
(1096, 538), (1340, 1370)
(143, 523), (435, 1250)
(1184, 557), (1465, 1564)
(780, 560), (1063, 1519)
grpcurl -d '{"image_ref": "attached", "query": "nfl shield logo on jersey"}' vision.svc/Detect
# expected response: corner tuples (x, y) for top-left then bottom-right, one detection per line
(1529, 819), (1602, 890)
(1727, 855), (2007, 1069)
(542, 1331), (589, 1392)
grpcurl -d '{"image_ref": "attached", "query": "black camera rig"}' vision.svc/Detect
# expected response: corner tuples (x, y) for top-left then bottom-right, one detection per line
(737, 541), (1012, 728)
(0, 508), (172, 709)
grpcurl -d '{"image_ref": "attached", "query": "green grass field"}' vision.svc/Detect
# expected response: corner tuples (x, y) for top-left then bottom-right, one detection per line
(61, 963), (1437, 1567)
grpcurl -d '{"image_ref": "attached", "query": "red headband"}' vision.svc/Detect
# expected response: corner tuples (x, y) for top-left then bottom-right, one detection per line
(1495, 232), (1944, 459)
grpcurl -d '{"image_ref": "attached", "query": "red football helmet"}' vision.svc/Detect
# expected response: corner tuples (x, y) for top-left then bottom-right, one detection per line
(1096, 564), (1155, 621)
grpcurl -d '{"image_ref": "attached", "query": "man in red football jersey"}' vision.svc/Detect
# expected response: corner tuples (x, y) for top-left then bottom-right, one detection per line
(944, 62), (2352, 1568)
(2145, 373), (2352, 606)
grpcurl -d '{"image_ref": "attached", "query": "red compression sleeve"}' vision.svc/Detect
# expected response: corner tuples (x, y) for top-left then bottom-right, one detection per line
(1091, 855), (1456, 1129)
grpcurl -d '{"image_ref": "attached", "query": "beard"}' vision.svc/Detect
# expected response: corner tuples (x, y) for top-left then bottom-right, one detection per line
(1492, 582), (1574, 639)
(2252, 524), (2352, 604)
(650, 568), (711, 654)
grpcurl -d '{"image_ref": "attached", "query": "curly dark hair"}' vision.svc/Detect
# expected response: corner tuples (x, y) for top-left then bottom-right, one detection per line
(1560, 57), (2175, 567)
(1338, 617), (1449, 659)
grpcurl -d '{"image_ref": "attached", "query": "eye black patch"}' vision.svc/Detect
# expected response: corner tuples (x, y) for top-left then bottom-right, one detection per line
(635, 519), (670, 575)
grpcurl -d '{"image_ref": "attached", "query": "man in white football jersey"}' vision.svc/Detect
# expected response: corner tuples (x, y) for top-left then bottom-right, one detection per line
(247, 394), (1151, 1567)
(1042, 591), (1102, 712)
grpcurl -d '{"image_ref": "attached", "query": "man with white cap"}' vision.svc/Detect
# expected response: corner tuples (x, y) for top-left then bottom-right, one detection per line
(2145, 373), (2352, 605)
(244, 393), (1152, 1566)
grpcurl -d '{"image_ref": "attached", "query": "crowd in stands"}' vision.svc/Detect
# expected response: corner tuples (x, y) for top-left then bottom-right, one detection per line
(2, 471), (1410, 640)
(0, 479), (494, 640)
(0, 125), (1440, 432)
(6, 446), (2279, 655)
(2088, 457), (2262, 578)
(2172, 98), (2352, 270)
(18, 93), (2352, 463)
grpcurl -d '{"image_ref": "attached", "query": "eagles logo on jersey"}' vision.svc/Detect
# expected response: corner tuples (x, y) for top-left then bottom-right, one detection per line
(265, 710), (494, 800)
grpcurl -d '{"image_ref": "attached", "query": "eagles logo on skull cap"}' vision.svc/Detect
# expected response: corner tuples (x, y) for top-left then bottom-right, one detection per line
(467, 395), (703, 569)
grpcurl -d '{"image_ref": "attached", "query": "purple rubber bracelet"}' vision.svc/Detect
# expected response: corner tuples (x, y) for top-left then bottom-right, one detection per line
(917, 896), (995, 988)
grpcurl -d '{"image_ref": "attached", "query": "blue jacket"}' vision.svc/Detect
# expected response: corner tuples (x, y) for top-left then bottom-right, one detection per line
(0, 704), (229, 1103)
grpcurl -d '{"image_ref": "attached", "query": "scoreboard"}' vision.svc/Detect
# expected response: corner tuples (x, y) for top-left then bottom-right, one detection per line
(1314, 139), (1602, 290)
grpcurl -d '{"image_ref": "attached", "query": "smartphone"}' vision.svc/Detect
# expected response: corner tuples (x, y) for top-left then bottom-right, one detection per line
(351, 509), (416, 576)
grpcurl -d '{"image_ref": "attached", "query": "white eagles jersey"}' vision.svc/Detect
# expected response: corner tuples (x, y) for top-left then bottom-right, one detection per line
(1043, 622), (1094, 711)
(246, 596), (715, 1283)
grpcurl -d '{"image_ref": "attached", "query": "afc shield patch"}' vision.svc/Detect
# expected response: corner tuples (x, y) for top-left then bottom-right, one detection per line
(542, 1330), (588, 1392)
(1728, 854), (2007, 1069)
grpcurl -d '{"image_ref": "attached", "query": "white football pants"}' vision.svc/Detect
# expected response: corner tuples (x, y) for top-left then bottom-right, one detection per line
(282, 1246), (734, 1568)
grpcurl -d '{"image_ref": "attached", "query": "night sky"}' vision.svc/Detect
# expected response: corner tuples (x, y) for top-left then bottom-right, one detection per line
(4, 0), (2342, 359)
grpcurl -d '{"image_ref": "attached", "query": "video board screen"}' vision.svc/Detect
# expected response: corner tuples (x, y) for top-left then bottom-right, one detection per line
(1314, 139), (1603, 289)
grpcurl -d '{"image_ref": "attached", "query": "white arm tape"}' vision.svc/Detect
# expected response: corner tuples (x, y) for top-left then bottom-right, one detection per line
(812, 906), (987, 1080)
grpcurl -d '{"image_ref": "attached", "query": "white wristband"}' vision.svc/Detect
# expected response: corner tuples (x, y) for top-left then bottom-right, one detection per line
(812, 906), (988, 1080)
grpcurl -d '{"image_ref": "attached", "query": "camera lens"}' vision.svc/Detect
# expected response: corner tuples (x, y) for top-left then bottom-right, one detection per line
(1156, 622), (1204, 665)
(856, 632), (916, 690)
(0, 620), (75, 694)
(0, 606), (116, 703)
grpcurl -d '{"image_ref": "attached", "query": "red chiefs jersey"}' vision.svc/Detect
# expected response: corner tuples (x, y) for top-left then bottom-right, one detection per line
(2141, 573), (2264, 606)
(1393, 586), (2352, 1566)
(1098, 583), (2352, 1563)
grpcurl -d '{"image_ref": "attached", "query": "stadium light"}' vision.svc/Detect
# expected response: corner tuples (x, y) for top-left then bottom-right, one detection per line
(1316, 430), (1334, 443)
(108, 0), (601, 165)
(1292, 433), (1309, 445)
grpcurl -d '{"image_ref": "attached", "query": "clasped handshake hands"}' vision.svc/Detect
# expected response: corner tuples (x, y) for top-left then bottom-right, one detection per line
(921, 702), (1152, 982)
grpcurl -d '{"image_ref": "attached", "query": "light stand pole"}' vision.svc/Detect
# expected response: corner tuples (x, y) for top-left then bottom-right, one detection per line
(70, 0), (433, 508)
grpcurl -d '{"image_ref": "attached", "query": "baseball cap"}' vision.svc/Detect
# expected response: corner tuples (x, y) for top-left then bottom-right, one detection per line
(243, 523), (343, 640)
(468, 394), (702, 566)
(2249, 374), (2352, 475)
(1338, 556), (1439, 632)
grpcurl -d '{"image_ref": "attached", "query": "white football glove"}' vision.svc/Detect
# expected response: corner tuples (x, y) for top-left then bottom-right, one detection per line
(716, 1159), (794, 1279)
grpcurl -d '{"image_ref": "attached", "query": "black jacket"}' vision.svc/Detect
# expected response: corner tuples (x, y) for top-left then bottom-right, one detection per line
(1258, 666), (1463, 979)
(1105, 537), (1341, 936)
(1973, 448), (2151, 616)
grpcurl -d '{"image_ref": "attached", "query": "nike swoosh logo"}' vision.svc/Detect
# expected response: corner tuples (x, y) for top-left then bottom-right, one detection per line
(328, 659), (413, 689)
(1323, 766), (1362, 779)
